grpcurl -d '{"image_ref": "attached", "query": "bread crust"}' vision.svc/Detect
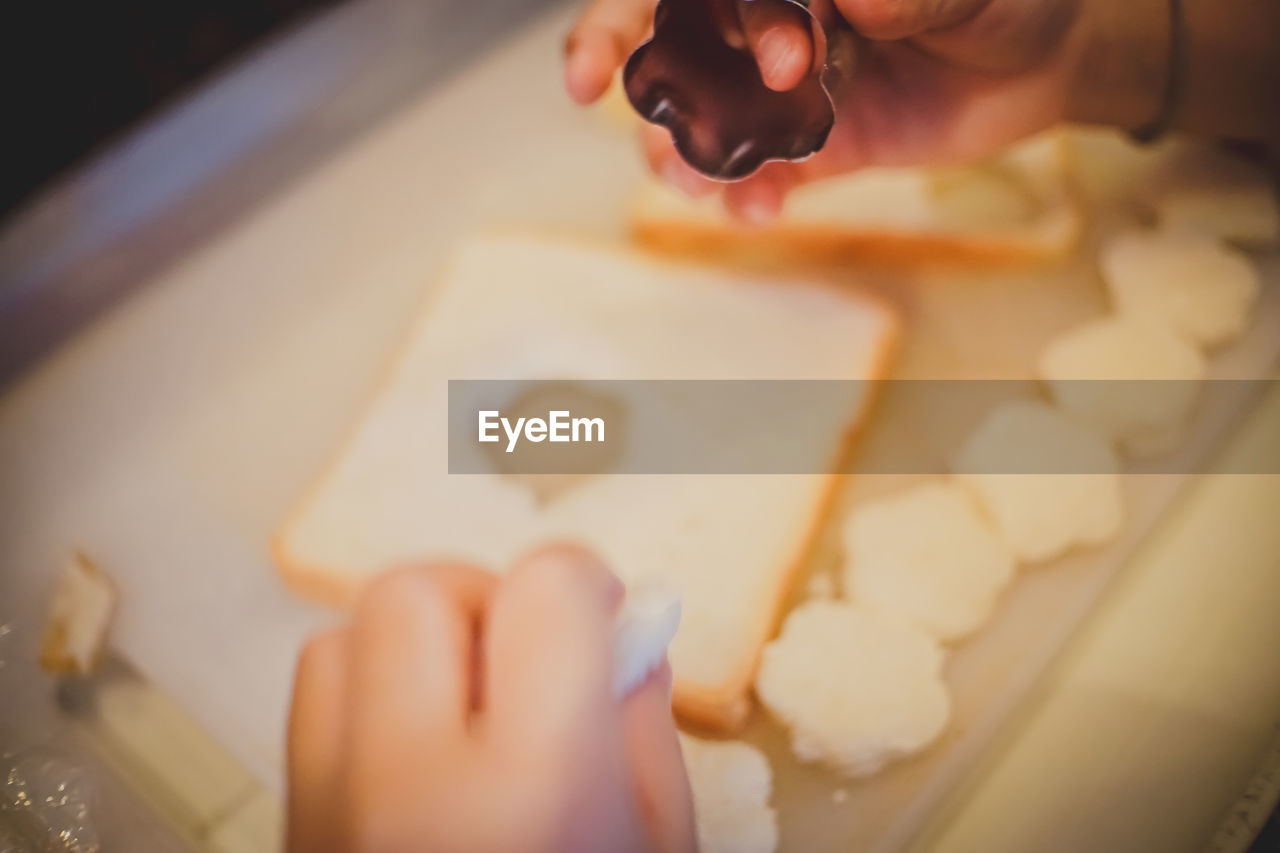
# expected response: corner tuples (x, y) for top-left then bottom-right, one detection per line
(631, 218), (1080, 268)
(631, 131), (1081, 269)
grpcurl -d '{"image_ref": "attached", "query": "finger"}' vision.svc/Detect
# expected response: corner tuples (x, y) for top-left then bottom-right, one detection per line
(622, 662), (697, 853)
(721, 132), (877, 219)
(346, 564), (496, 765)
(485, 544), (624, 749)
(723, 167), (795, 223)
(564, 33), (621, 106)
(643, 125), (718, 198)
(740, 2), (816, 91)
(833, 0), (985, 40)
(287, 629), (349, 853)
(565, 0), (656, 104)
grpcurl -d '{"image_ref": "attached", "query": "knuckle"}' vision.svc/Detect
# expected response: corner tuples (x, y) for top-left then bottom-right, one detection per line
(342, 794), (402, 853)
(297, 629), (342, 674)
(848, 0), (921, 36)
(512, 543), (615, 595)
(358, 566), (441, 620)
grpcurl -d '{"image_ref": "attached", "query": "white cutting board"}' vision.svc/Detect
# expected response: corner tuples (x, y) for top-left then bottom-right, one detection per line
(0, 5), (1277, 851)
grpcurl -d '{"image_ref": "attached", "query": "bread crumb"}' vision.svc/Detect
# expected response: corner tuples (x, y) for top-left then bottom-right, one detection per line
(40, 552), (116, 675)
(679, 734), (778, 853)
(805, 571), (836, 599)
(832, 788), (849, 804)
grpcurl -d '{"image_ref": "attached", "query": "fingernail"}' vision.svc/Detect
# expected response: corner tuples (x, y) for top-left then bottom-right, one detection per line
(738, 195), (780, 225)
(757, 28), (800, 90)
(519, 543), (624, 606)
(564, 37), (608, 104)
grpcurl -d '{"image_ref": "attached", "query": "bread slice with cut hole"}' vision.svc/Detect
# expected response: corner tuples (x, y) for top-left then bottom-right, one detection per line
(273, 233), (898, 731)
(630, 131), (1080, 266)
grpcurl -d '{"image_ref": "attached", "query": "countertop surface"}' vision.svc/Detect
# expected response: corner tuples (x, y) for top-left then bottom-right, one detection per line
(920, 385), (1280, 853)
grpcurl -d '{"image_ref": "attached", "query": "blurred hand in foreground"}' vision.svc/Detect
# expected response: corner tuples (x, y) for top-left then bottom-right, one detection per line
(286, 546), (695, 853)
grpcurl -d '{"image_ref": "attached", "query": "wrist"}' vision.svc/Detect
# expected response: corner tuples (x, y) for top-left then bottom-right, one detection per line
(1065, 0), (1171, 133)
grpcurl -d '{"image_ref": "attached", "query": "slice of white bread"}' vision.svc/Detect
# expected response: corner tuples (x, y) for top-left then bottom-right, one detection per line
(630, 131), (1080, 266)
(1100, 228), (1260, 350)
(755, 600), (950, 776)
(678, 734), (779, 853)
(274, 234), (898, 731)
(842, 482), (1015, 643)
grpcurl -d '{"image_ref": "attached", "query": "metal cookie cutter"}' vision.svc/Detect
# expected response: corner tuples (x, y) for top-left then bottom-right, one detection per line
(623, 0), (853, 180)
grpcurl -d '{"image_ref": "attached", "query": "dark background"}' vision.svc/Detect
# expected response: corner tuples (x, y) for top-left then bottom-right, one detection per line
(0, 0), (341, 218)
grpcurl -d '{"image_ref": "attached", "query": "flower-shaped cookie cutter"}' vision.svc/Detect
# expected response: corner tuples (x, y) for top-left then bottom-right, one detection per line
(623, 0), (849, 180)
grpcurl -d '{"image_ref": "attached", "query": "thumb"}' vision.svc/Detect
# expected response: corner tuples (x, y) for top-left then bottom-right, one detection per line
(829, 0), (987, 39)
(622, 662), (697, 853)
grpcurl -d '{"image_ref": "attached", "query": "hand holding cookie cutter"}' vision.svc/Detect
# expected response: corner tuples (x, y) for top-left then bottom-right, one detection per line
(623, 0), (854, 180)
